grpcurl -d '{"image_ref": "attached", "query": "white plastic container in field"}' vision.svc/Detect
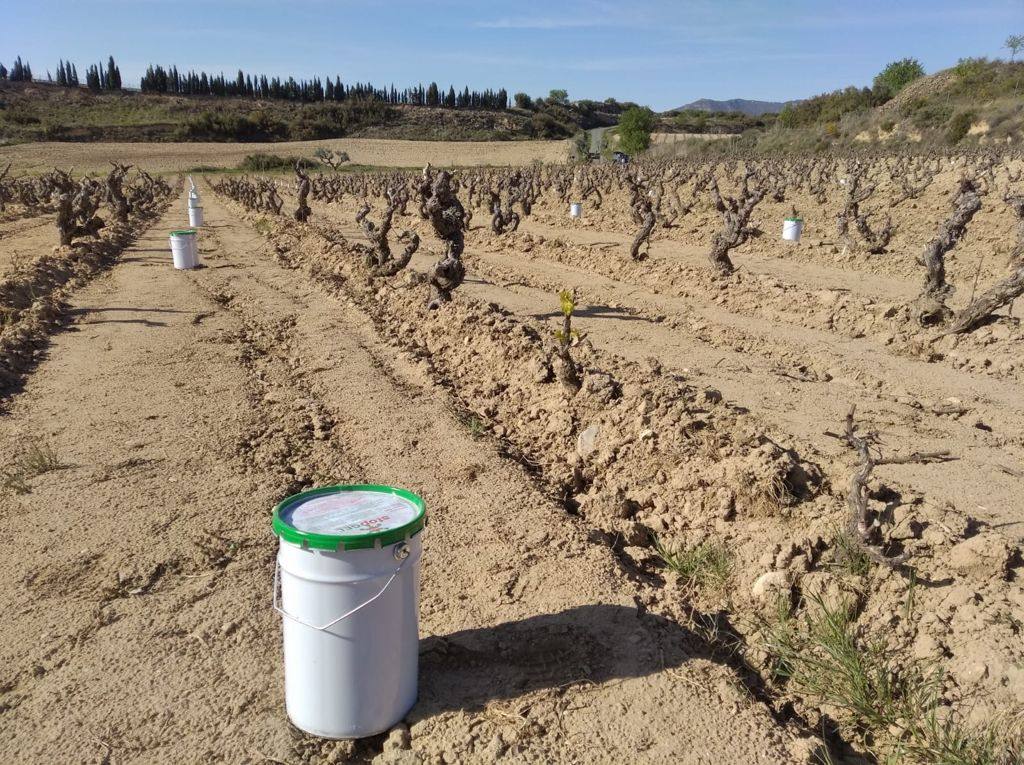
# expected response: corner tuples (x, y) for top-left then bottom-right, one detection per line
(569, 202), (582, 218)
(188, 206), (204, 227)
(169, 229), (198, 269)
(782, 218), (804, 242)
(273, 485), (426, 739)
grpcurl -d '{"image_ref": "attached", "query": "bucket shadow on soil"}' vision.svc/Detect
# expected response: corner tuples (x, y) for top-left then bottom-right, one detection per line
(414, 603), (702, 717)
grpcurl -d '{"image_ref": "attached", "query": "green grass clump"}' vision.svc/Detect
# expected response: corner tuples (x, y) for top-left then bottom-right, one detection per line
(764, 594), (1024, 763)
(655, 538), (731, 592)
(830, 525), (873, 578)
(238, 153), (319, 172)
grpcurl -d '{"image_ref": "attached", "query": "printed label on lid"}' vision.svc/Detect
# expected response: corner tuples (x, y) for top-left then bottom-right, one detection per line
(285, 490), (420, 536)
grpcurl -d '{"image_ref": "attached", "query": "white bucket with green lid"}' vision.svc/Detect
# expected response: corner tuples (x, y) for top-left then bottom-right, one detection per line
(169, 229), (198, 269)
(273, 484), (426, 739)
(782, 217), (803, 242)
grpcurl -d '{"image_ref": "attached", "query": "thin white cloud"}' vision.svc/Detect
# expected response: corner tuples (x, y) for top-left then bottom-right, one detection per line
(473, 17), (609, 29)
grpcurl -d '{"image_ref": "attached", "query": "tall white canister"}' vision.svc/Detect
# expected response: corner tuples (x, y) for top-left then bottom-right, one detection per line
(273, 484), (426, 739)
(169, 229), (198, 269)
(782, 217), (804, 242)
(188, 206), (204, 227)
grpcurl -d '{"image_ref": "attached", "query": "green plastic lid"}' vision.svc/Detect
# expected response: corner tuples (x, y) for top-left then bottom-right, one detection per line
(170, 229), (197, 236)
(784, 217), (803, 222)
(273, 484), (425, 551)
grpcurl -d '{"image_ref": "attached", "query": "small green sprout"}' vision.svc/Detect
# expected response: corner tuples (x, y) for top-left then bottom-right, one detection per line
(554, 289), (581, 391)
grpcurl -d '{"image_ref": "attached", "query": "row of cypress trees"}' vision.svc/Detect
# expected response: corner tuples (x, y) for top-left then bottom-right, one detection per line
(1, 55), (122, 92)
(0, 56), (33, 82)
(140, 63), (509, 109)
(2, 53), (509, 111)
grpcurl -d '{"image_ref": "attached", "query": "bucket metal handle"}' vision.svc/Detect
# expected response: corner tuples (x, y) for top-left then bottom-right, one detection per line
(273, 542), (411, 632)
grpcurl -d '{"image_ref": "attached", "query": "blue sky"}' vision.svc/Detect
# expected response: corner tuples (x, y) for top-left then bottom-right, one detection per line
(4, 0), (1022, 110)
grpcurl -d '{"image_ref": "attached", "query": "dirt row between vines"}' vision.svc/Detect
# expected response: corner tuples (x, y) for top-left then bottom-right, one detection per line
(235, 184), (1022, 753)
(0, 191), (819, 764)
(308, 195), (1024, 537)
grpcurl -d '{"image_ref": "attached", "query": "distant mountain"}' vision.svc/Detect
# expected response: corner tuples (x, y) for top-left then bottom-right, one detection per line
(672, 98), (796, 116)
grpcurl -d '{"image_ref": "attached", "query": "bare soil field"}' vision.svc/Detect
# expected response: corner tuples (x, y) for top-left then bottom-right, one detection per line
(1, 152), (1022, 763)
(0, 138), (571, 175)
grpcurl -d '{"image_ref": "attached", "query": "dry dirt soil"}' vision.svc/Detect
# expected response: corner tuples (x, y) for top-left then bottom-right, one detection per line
(1, 157), (1022, 764)
(0, 138), (571, 175)
(0, 189), (823, 764)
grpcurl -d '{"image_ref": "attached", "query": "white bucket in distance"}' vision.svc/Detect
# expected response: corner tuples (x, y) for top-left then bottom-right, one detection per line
(188, 206), (204, 227)
(273, 485), (426, 739)
(169, 230), (198, 269)
(188, 194), (201, 209)
(782, 218), (804, 242)
(569, 202), (582, 218)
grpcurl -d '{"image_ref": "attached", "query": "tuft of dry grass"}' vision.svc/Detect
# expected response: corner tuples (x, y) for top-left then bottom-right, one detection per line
(734, 470), (792, 516)
(2, 440), (64, 494)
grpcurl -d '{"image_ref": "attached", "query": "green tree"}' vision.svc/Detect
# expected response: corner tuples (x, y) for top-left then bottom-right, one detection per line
(85, 64), (101, 91)
(548, 88), (569, 105)
(514, 92), (533, 109)
(105, 55), (122, 90)
(617, 106), (655, 154)
(873, 58), (925, 97)
(1006, 35), (1024, 61)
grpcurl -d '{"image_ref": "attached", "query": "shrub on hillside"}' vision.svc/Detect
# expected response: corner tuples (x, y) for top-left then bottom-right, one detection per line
(289, 101), (397, 140)
(513, 92), (533, 109)
(945, 111), (975, 144)
(180, 110), (288, 141)
(1, 106), (41, 125)
(873, 58), (925, 97)
(900, 98), (954, 129)
(548, 89), (569, 105)
(526, 111), (574, 139)
(949, 58), (1024, 100)
(777, 86), (888, 128)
